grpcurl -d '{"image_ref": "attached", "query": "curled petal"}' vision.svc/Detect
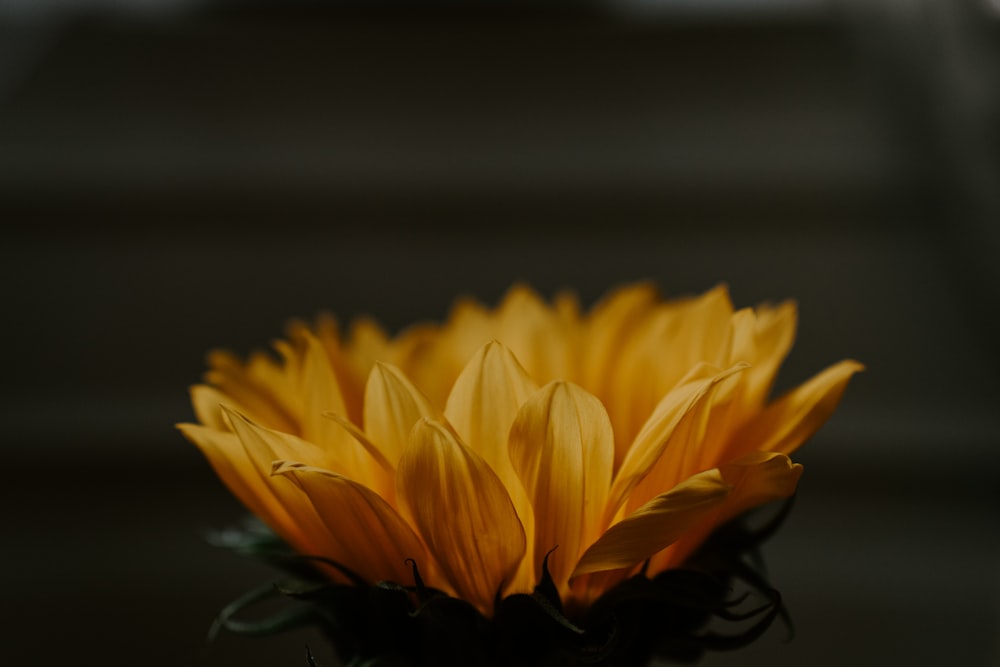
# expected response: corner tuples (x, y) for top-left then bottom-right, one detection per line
(653, 451), (804, 571)
(177, 420), (354, 579)
(572, 470), (731, 577)
(272, 461), (433, 587)
(607, 363), (747, 522)
(223, 405), (326, 471)
(603, 285), (735, 459)
(397, 418), (526, 613)
(717, 450), (804, 513)
(220, 408), (379, 580)
(177, 422), (303, 546)
(627, 365), (748, 515)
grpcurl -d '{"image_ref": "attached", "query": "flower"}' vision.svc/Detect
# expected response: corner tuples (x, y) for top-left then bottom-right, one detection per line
(179, 283), (861, 621)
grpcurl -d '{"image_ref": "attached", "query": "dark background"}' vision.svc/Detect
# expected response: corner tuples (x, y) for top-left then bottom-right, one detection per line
(2, 1), (998, 665)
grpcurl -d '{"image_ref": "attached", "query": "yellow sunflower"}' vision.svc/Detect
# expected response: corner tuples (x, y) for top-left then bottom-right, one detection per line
(178, 283), (861, 617)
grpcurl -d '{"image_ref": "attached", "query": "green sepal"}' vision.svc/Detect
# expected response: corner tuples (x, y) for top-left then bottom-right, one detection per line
(209, 580), (326, 639)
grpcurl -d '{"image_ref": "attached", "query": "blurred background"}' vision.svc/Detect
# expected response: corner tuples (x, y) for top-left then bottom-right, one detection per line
(1, 0), (998, 665)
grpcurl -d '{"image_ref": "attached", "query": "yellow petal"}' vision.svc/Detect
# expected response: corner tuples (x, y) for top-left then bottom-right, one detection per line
(723, 302), (798, 414)
(580, 282), (659, 393)
(223, 405), (327, 471)
(606, 363), (748, 522)
(508, 381), (614, 592)
(667, 284), (735, 369)
(363, 362), (438, 467)
(718, 450), (803, 512)
(223, 406), (396, 535)
(177, 422), (307, 550)
(494, 284), (570, 382)
(746, 301), (798, 404)
(571, 469), (731, 577)
(602, 285), (735, 461)
(245, 349), (300, 418)
(443, 341), (538, 590)
(734, 359), (864, 458)
(386, 322), (457, 409)
(623, 363), (747, 516)
(275, 334), (385, 486)
(189, 384), (233, 431)
(298, 332), (348, 447)
(222, 405), (396, 548)
(345, 316), (390, 378)
(441, 297), (493, 364)
(309, 312), (367, 426)
(272, 461), (434, 587)
(220, 407), (372, 579)
(444, 341), (537, 485)
(204, 350), (298, 434)
(318, 411), (396, 501)
(396, 418), (526, 613)
(652, 451), (803, 571)
(321, 411), (394, 473)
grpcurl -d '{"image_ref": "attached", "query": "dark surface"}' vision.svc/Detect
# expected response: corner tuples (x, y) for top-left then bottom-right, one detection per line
(2, 3), (998, 665)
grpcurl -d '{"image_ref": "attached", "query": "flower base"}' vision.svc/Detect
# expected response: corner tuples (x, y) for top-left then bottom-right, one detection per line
(210, 499), (792, 667)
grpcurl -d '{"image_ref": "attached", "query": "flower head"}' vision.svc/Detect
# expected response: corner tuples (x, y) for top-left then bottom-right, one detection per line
(180, 283), (861, 620)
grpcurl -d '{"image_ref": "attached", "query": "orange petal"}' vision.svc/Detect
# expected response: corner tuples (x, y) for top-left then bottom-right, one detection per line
(652, 451), (803, 571)
(363, 362), (438, 467)
(309, 313), (366, 426)
(271, 336), (389, 486)
(668, 284), (735, 369)
(177, 422), (306, 550)
(601, 285), (734, 461)
(734, 359), (864, 458)
(223, 405), (327, 471)
(717, 451), (804, 514)
(571, 469), (731, 577)
(607, 363), (748, 522)
(508, 382), (614, 592)
(203, 350), (298, 434)
(746, 301), (798, 404)
(440, 297), (493, 368)
(220, 408), (372, 575)
(272, 461), (433, 586)
(319, 411), (396, 501)
(223, 406), (396, 537)
(494, 285), (570, 383)
(189, 384), (233, 431)
(396, 418), (526, 613)
(384, 322), (454, 409)
(443, 341), (538, 590)
(580, 282), (659, 393)
(444, 341), (537, 485)
(321, 411), (394, 473)
(626, 364), (748, 515)
(298, 332), (348, 447)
